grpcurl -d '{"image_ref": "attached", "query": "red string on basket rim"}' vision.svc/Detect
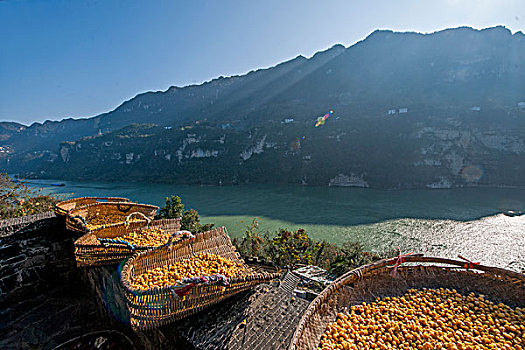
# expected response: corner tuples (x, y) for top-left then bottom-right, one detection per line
(387, 247), (413, 278)
(458, 255), (480, 270)
(172, 283), (195, 299)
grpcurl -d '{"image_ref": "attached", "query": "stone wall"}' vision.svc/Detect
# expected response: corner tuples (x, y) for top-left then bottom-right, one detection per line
(81, 265), (131, 327)
(0, 212), (130, 349)
(0, 213), (306, 350)
(0, 211), (58, 237)
(0, 212), (76, 305)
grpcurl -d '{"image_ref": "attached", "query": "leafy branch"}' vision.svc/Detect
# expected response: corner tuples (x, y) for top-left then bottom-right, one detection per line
(0, 173), (62, 220)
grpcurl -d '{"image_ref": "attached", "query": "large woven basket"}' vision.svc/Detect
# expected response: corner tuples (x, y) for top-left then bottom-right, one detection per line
(290, 255), (525, 350)
(120, 226), (281, 331)
(74, 218), (181, 267)
(55, 196), (130, 217)
(66, 202), (159, 234)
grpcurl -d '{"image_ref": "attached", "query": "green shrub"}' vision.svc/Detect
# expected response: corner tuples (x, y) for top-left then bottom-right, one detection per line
(232, 218), (265, 258)
(264, 228), (319, 267)
(328, 241), (385, 276)
(232, 217), (386, 276)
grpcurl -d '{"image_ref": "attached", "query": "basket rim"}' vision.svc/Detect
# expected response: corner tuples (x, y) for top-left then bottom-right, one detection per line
(55, 197), (132, 217)
(120, 226), (280, 295)
(73, 218), (181, 250)
(289, 255), (525, 350)
(332, 255), (524, 285)
(67, 201), (159, 227)
(67, 201), (159, 216)
(68, 219), (150, 234)
(122, 271), (279, 296)
(56, 196), (130, 207)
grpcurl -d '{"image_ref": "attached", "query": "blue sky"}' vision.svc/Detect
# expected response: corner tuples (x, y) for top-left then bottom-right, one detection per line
(1, 0), (524, 125)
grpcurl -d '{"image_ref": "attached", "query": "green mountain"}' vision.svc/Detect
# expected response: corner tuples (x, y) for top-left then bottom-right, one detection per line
(2, 26), (525, 188)
(0, 122), (26, 141)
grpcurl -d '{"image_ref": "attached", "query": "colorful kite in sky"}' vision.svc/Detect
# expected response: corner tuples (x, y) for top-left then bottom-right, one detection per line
(315, 110), (333, 127)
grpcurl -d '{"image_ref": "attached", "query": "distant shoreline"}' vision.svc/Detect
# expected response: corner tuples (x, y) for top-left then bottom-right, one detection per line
(16, 174), (525, 192)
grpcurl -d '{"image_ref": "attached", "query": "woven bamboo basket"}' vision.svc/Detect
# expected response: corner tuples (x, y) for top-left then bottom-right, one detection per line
(120, 226), (281, 331)
(66, 202), (159, 234)
(74, 218), (181, 267)
(290, 255), (525, 350)
(54, 196), (130, 217)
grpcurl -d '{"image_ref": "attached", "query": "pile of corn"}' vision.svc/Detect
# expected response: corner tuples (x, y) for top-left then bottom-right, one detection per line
(112, 227), (171, 247)
(85, 214), (143, 230)
(130, 253), (250, 290)
(319, 288), (524, 350)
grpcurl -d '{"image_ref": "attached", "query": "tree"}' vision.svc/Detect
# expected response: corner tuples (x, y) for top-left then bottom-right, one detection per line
(157, 195), (184, 220)
(233, 218), (264, 258)
(156, 195), (214, 233)
(181, 208), (214, 233)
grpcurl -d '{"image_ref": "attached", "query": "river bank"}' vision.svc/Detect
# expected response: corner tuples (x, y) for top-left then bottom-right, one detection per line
(15, 178), (523, 272)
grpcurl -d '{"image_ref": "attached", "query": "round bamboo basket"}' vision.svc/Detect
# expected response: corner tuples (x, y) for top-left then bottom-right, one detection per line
(55, 196), (130, 217)
(289, 255), (525, 350)
(74, 218), (181, 267)
(120, 226), (281, 331)
(66, 202), (159, 234)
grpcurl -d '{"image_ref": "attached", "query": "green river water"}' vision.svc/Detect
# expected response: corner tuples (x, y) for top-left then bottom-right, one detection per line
(31, 179), (525, 271)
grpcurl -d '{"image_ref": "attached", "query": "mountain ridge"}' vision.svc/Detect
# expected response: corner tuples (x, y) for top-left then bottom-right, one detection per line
(2, 26), (525, 189)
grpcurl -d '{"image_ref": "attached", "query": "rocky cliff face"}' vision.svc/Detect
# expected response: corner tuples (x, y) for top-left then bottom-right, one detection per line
(2, 26), (525, 188)
(0, 122), (26, 142)
(14, 105), (524, 189)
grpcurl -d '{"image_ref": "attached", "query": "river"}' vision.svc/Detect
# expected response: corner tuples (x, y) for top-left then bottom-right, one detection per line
(29, 179), (525, 271)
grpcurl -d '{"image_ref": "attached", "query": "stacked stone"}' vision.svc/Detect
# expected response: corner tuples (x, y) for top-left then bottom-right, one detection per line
(0, 211), (303, 350)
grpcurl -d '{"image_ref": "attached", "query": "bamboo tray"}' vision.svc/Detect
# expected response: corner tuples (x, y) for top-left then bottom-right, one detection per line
(66, 202), (158, 234)
(55, 196), (130, 217)
(74, 218), (181, 267)
(289, 255), (525, 350)
(120, 226), (281, 330)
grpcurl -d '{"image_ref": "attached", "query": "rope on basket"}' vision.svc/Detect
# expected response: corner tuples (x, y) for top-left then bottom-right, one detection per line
(387, 247), (413, 278)
(167, 231), (195, 250)
(170, 284), (195, 299)
(458, 255), (480, 270)
(126, 212), (152, 224)
(169, 273), (229, 299)
(71, 215), (88, 225)
(117, 202), (133, 213)
(182, 273), (229, 286)
(97, 237), (137, 250)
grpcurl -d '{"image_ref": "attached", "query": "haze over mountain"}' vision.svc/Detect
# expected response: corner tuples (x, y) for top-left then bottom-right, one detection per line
(2, 26), (525, 189)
